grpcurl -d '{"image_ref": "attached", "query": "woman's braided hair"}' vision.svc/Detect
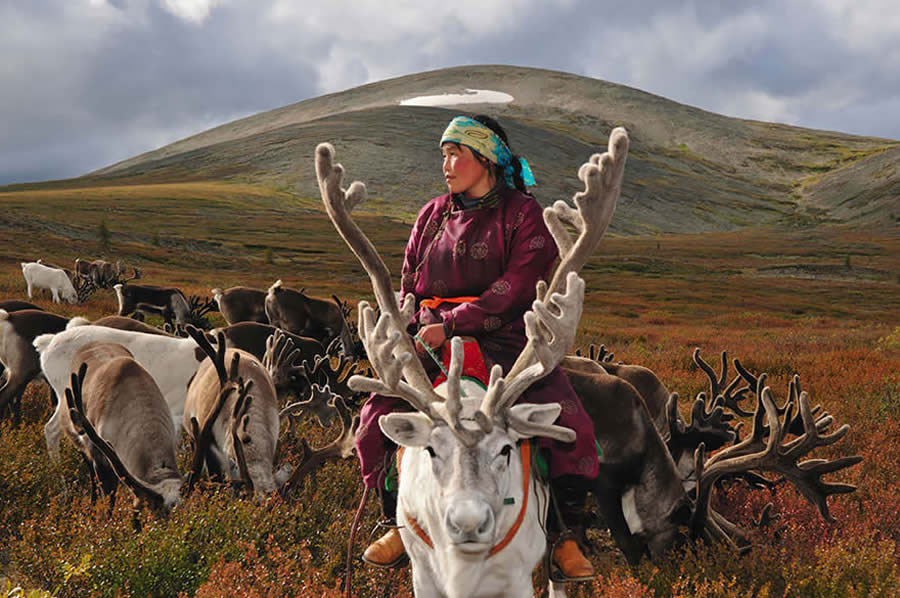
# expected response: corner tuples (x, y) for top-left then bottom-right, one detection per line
(470, 114), (531, 195)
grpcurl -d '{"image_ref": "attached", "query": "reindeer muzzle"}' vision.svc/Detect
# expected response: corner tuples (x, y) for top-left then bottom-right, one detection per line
(445, 498), (495, 551)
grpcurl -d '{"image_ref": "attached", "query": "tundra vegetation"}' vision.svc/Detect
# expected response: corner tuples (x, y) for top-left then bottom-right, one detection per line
(0, 176), (897, 597)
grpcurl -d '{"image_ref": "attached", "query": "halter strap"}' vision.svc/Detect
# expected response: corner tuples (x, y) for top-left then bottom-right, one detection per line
(398, 442), (532, 559)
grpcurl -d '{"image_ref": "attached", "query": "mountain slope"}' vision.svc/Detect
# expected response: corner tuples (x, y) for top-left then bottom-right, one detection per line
(85, 65), (898, 233)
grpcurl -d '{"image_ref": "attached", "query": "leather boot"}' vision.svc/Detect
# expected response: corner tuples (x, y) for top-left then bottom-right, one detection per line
(362, 487), (408, 568)
(549, 475), (595, 582)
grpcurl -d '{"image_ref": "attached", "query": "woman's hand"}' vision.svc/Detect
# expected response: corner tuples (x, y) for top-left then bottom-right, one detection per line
(416, 323), (447, 355)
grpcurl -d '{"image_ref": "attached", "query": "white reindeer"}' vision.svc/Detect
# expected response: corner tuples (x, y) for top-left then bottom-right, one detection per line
(21, 261), (78, 303)
(315, 129), (628, 597)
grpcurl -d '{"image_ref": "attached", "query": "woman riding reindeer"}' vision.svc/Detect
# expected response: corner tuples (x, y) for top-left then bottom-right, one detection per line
(355, 115), (598, 580)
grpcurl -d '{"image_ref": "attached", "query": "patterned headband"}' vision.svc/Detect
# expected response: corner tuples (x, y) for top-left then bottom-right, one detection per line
(440, 116), (536, 188)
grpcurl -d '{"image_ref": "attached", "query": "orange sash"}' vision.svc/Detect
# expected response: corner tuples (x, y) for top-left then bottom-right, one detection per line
(419, 296), (479, 310)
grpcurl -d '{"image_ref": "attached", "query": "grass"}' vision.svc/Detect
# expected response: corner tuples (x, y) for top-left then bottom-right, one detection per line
(0, 180), (898, 596)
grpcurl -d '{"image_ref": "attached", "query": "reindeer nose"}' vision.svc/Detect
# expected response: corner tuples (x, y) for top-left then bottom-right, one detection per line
(445, 499), (494, 545)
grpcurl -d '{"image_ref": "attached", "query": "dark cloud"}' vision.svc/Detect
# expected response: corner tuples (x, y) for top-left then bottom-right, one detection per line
(2, 0), (898, 185)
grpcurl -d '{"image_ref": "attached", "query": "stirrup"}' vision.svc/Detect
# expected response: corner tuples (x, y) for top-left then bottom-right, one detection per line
(374, 518), (402, 530)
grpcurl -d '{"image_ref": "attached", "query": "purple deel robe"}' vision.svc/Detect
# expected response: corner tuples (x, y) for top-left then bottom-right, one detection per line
(355, 188), (599, 489)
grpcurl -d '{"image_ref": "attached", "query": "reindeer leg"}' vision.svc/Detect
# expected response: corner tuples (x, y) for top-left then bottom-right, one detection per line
(79, 452), (99, 504)
(44, 403), (63, 459)
(131, 504), (143, 533)
(107, 486), (118, 518)
(547, 579), (568, 598)
(594, 482), (646, 566)
(0, 375), (31, 426)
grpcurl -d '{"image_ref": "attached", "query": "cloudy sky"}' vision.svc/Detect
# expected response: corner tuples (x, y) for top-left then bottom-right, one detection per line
(2, 0), (898, 185)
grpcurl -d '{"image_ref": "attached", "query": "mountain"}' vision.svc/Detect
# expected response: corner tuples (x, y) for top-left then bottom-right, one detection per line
(85, 65), (899, 233)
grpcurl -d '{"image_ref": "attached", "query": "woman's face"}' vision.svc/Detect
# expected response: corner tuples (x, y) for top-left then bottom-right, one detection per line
(442, 143), (494, 198)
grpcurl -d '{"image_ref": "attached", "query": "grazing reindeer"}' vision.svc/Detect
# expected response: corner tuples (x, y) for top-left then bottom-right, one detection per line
(0, 309), (69, 423)
(75, 258), (141, 289)
(21, 261), (78, 303)
(264, 281), (357, 357)
(211, 286), (268, 325)
(215, 323), (324, 403)
(563, 347), (739, 492)
(0, 300), (42, 313)
(183, 328), (287, 494)
(61, 344), (184, 513)
(114, 283), (191, 325)
(35, 321), (209, 458)
(316, 134), (630, 596)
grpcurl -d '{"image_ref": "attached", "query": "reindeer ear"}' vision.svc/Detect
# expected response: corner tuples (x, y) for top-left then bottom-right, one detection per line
(379, 413), (433, 448)
(507, 403), (563, 441)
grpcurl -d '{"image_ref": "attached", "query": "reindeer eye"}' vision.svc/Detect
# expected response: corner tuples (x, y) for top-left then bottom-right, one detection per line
(500, 445), (513, 458)
(425, 446), (437, 459)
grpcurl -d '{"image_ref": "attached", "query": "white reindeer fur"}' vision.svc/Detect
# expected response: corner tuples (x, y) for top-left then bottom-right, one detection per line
(382, 397), (561, 598)
(35, 325), (204, 457)
(21, 261), (77, 303)
(114, 283), (125, 314)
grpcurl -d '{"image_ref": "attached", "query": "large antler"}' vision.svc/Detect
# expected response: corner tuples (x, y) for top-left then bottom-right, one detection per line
(316, 144), (444, 415)
(186, 295), (217, 329)
(65, 363), (165, 507)
(75, 276), (98, 304)
(263, 329), (304, 393)
(110, 266), (141, 287)
(185, 325), (256, 490)
(280, 383), (339, 428)
(186, 356), (239, 490)
(691, 377), (862, 537)
(665, 390), (735, 459)
(695, 349), (753, 417)
(482, 127), (629, 419)
(281, 396), (359, 497)
(734, 359), (831, 438)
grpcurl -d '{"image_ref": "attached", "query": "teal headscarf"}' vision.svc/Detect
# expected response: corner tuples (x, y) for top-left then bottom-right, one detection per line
(440, 116), (536, 188)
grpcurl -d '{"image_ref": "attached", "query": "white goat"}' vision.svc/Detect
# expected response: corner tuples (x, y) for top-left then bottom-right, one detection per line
(21, 261), (77, 303)
(35, 322), (208, 458)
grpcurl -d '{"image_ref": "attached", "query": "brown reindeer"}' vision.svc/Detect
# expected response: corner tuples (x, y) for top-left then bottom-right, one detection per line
(264, 281), (357, 358)
(62, 343), (183, 514)
(211, 286), (268, 325)
(0, 309), (69, 423)
(62, 342), (226, 517)
(182, 328), (286, 494)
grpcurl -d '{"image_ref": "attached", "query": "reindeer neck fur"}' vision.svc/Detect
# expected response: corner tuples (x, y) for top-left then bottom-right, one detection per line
(394, 397), (549, 598)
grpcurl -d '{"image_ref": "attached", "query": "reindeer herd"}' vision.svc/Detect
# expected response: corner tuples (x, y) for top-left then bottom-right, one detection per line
(3, 257), (366, 513)
(0, 128), (863, 597)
